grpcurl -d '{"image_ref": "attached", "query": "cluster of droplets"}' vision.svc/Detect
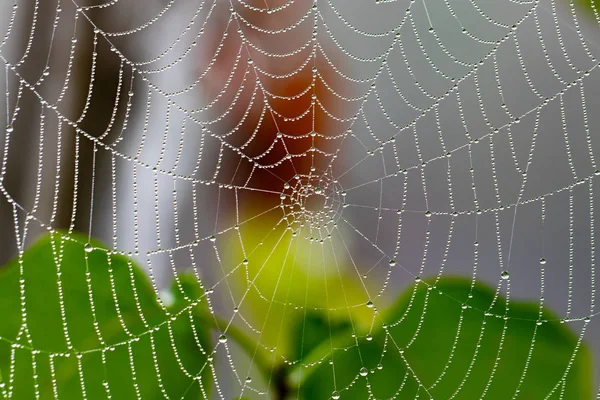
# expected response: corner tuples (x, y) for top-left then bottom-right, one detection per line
(279, 170), (344, 241)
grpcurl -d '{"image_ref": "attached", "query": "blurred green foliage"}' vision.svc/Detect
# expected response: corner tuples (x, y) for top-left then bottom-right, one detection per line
(0, 233), (593, 399)
(224, 216), (373, 358)
(290, 312), (352, 363)
(295, 278), (592, 399)
(0, 232), (212, 399)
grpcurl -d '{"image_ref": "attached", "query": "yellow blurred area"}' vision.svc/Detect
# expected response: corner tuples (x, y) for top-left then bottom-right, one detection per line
(223, 204), (377, 354)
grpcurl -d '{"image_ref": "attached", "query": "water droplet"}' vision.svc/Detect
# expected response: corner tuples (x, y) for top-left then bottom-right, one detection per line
(501, 271), (510, 280)
(388, 259), (396, 267)
(365, 334), (373, 341)
(209, 235), (216, 242)
(6, 125), (13, 133)
(243, 259), (249, 265)
(366, 301), (374, 308)
(245, 377), (252, 383)
(218, 334), (227, 343)
(331, 391), (340, 400)
(539, 258), (547, 265)
(84, 243), (93, 253)
(359, 367), (368, 377)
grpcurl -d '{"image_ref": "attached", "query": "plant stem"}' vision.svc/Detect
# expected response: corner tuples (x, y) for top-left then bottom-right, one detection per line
(191, 308), (292, 398)
(272, 363), (291, 400)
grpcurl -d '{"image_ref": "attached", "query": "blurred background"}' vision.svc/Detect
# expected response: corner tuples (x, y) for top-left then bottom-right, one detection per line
(1, 0), (600, 396)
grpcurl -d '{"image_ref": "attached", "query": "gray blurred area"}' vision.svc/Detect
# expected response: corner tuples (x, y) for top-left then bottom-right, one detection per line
(1, 0), (600, 396)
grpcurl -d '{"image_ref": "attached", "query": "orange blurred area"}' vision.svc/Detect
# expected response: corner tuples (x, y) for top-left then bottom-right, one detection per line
(197, 0), (353, 214)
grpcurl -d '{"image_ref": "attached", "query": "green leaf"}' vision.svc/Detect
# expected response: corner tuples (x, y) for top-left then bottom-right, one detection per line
(290, 311), (352, 363)
(296, 277), (593, 399)
(165, 272), (215, 399)
(0, 232), (213, 399)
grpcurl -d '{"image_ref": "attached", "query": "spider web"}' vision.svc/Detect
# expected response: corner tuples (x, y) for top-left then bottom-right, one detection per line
(1, 0), (600, 398)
